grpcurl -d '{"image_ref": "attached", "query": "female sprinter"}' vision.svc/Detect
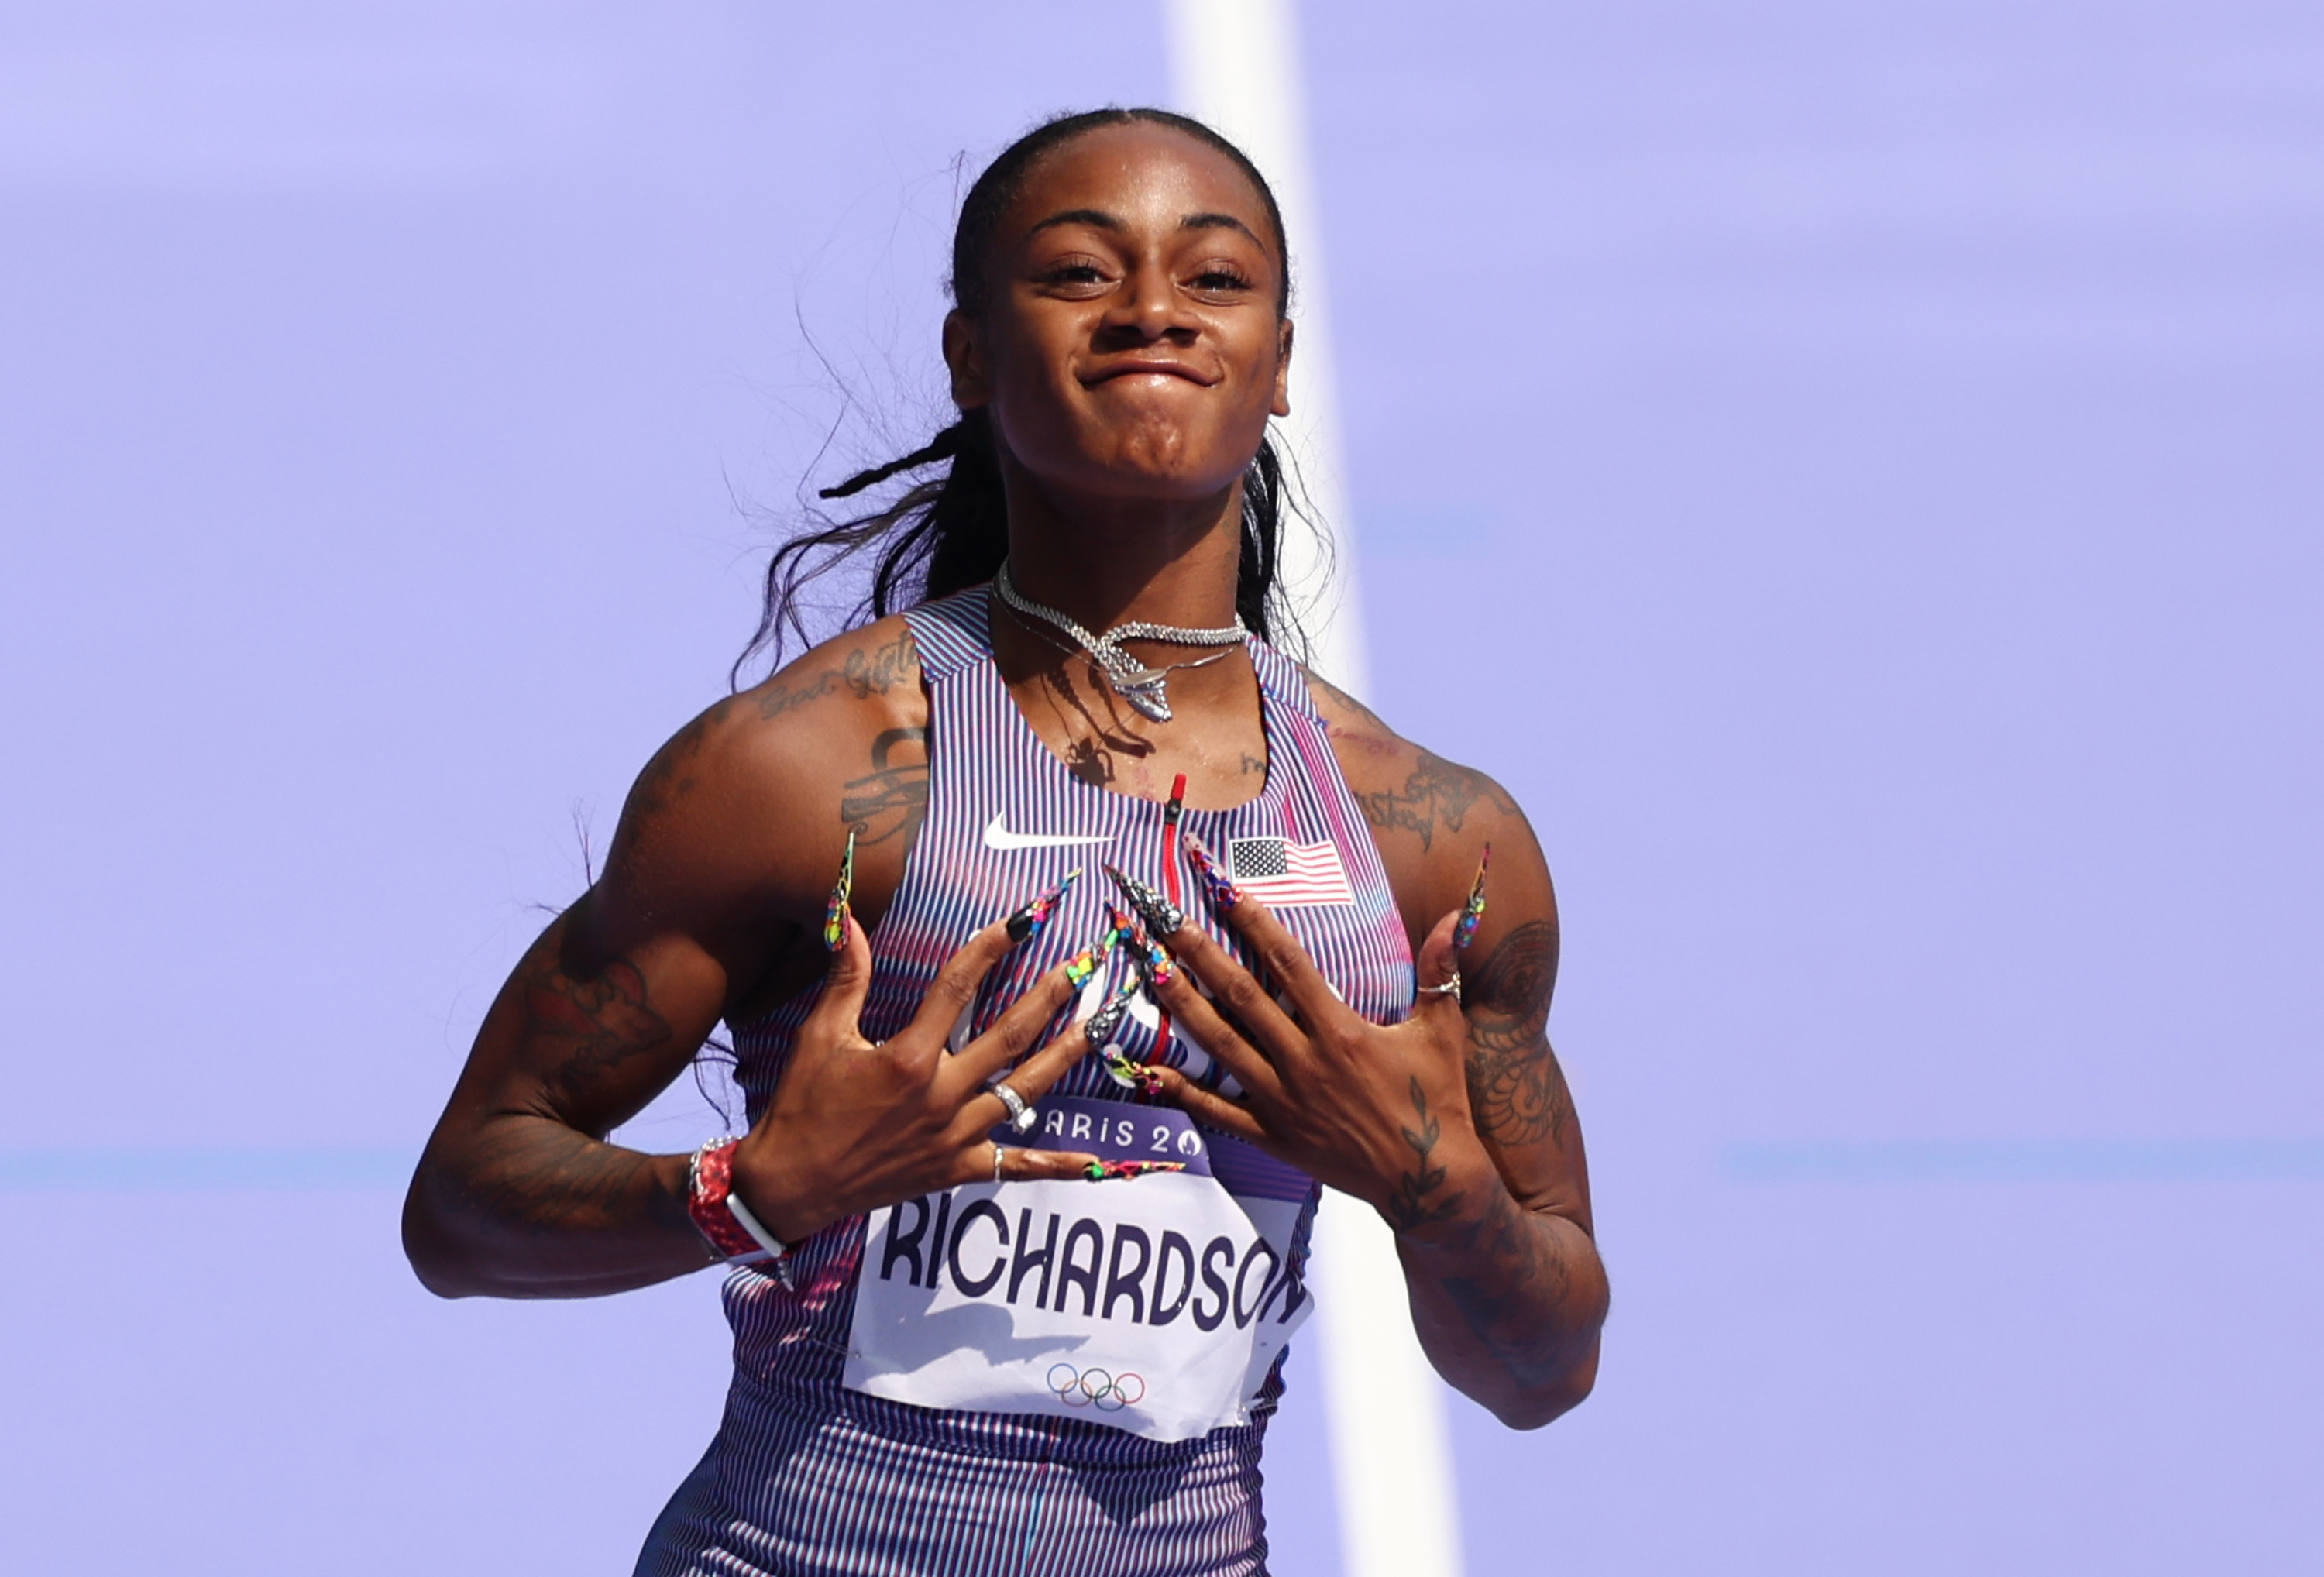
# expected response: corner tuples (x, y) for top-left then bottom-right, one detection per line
(403, 108), (1607, 1576)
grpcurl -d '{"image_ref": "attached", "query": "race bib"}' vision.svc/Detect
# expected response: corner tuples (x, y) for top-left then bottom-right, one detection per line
(842, 1097), (1315, 1443)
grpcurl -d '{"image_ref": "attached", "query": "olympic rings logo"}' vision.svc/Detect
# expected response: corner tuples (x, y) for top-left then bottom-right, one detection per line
(1045, 1362), (1147, 1411)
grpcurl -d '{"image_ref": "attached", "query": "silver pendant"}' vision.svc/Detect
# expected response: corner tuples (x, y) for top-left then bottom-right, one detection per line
(1108, 668), (1174, 722)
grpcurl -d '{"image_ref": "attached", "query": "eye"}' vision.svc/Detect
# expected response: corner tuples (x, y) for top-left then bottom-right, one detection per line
(1035, 256), (1115, 295)
(1186, 263), (1255, 297)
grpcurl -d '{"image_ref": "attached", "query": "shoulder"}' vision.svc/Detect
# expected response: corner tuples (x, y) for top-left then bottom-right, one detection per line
(738, 616), (925, 736)
(1298, 665), (1548, 944)
(1298, 665), (1526, 857)
(604, 617), (928, 929)
(630, 617), (923, 822)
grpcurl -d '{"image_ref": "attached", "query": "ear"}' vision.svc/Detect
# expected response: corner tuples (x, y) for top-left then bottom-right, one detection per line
(943, 310), (989, 410)
(1270, 318), (1294, 419)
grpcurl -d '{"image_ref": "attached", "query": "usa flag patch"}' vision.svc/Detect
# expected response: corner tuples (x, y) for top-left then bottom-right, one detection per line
(1226, 835), (1356, 907)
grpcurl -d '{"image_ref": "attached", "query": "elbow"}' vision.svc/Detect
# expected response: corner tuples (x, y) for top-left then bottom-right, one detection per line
(1490, 1335), (1601, 1431)
(400, 1162), (485, 1300)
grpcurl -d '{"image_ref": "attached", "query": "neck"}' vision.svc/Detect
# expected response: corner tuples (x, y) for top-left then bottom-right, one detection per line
(996, 459), (1246, 634)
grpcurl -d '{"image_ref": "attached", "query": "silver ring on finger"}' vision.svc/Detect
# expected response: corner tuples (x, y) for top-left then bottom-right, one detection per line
(992, 1141), (1006, 1184)
(989, 1080), (1040, 1135)
(1417, 970), (1462, 998)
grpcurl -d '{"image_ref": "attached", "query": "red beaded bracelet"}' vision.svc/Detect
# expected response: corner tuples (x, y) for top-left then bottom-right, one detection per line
(686, 1138), (795, 1289)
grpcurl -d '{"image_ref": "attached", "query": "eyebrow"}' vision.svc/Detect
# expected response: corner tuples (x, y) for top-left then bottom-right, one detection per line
(1027, 208), (1267, 248)
(1177, 211), (1263, 246)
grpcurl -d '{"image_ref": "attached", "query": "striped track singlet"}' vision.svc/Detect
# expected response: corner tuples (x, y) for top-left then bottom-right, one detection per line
(634, 586), (1415, 1577)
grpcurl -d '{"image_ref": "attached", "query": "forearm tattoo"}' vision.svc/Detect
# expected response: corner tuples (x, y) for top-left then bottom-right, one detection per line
(1385, 1077), (1466, 1232)
(1432, 1187), (1580, 1390)
(457, 1117), (692, 1237)
(1382, 1076), (1580, 1385)
(435, 941), (693, 1239)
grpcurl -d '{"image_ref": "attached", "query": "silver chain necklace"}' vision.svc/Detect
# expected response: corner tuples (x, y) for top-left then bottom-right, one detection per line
(992, 561), (1247, 723)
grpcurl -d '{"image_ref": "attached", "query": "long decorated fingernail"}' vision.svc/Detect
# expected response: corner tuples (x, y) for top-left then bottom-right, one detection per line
(1102, 866), (1182, 938)
(1085, 1159), (1186, 1181)
(1452, 844), (1490, 952)
(1103, 904), (1136, 951)
(1061, 933), (1109, 989)
(823, 830), (857, 952)
(1102, 1048), (1163, 1093)
(1005, 868), (1080, 945)
(1081, 975), (1139, 1046)
(1140, 939), (1175, 989)
(1181, 833), (1243, 911)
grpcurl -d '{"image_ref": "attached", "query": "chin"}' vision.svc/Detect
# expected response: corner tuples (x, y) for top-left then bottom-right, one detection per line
(1002, 403), (1261, 504)
(1089, 412), (1253, 493)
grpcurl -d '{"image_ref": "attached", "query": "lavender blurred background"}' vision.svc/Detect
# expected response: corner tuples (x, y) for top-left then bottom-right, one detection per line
(4, 2), (2319, 1572)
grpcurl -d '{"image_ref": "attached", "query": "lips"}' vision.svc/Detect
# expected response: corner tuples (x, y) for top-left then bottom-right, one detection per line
(1082, 359), (1219, 387)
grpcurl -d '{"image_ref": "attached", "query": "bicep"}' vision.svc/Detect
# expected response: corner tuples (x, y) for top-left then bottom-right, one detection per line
(1456, 815), (1592, 1229)
(451, 899), (733, 1139)
(431, 705), (805, 1145)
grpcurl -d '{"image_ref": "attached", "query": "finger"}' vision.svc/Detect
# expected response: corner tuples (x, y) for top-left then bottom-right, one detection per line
(946, 957), (1081, 1089)
(896, 919), (1016, 1051)
(977, 1012), (1105, 1107)
(942, 1002), (1119, 1147)
(1143, 965), (1287, 1107)
(1411, 908), (1466, 1027)
(1198, 888), (1349, 1034)
(1148, 1065), (1270, 1145)
(946, 1142), (1116, 1187)
(1155, 920), (1307, 1069)
(1001, 1146), (1107, 1183)
(798, 906), (876, 1046)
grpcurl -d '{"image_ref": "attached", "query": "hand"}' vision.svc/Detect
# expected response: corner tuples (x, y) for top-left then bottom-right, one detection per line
(731, 915), (1106, 1245)
(1143, 895), (1488, 1233)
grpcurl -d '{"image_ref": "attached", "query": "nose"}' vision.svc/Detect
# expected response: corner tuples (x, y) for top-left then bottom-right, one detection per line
(1095, 259), (1192, 347)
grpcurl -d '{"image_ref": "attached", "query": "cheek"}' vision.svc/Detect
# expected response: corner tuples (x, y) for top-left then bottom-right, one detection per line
(982, 328), (1082, 424)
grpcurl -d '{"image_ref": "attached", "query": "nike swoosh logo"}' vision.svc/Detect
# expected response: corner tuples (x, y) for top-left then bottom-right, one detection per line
(982, 814), (1115, 852)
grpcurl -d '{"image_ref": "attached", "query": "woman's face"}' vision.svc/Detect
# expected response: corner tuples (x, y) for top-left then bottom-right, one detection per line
(946, 122), (1293, 510)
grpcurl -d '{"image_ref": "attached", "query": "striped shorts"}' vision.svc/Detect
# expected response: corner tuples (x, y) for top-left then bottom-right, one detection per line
(633, 1374), (1274, 1577)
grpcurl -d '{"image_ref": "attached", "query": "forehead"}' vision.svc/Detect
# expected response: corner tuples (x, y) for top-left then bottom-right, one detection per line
(1002, 123), (1278, 252)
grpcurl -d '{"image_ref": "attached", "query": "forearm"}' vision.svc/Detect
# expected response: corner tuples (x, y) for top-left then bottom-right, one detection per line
(1393, 1150), (1608, 1428)
(402, 1114), (713, 1299)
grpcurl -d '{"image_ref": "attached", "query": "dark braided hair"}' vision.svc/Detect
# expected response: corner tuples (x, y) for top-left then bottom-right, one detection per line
(734, 107), (1312, 683)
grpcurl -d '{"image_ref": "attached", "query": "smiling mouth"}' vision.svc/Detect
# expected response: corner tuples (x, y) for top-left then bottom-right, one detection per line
(1084, 361), (1218, 387)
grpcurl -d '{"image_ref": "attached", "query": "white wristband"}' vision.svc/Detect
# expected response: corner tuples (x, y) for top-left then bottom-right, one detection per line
(724, 1192), (796, 1287)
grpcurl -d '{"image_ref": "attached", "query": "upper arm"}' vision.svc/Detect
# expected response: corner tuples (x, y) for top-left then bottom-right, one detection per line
(1303, 668), (1590, 1231)
(425, 620), (927, 1147)
(425, 700), (790, 1150)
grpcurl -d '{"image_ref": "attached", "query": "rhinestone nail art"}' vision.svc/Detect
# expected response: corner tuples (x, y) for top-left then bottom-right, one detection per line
(1081, 974), (1140, 1047)
(1004, 868), (1080, 945)
(822, 830), (856, 953)
(1102, 865), (1183, 939)
(1181, 833), (1243, 911)
(1452, 843), (1491, 952)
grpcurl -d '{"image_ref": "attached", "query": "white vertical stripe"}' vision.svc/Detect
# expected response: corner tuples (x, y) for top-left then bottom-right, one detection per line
(1162, 10), (1464, 1577)
(1160, 0), (1367, 702)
